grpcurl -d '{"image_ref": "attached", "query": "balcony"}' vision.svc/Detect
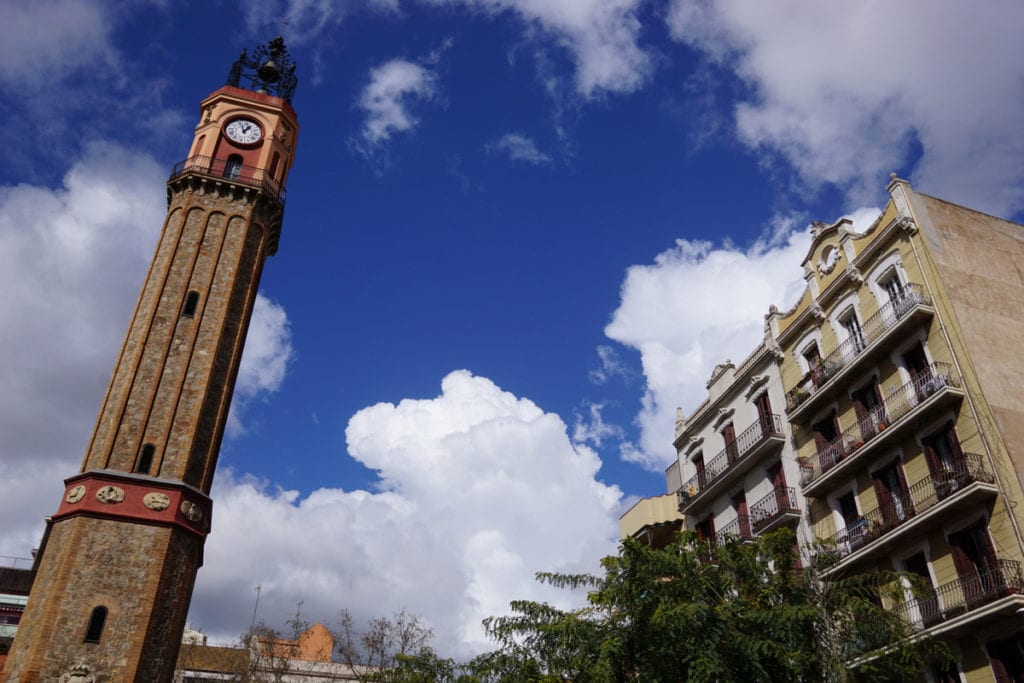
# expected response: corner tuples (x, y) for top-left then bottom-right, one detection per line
(892, 559), (1024, 635)
(786, 284), (933, 417)
(170, 155), (286, 205)
(799, 363), (963, 496)
(750, 486), (802, 534)
(677, 415), (784, 514)
(715, 515), (754, 545)
(814, 454), (997, 575)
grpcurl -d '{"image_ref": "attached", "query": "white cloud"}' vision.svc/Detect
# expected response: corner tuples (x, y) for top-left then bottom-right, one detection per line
(486, 132), (552, 165)
(0, 0), (114, 87)
(430, 0), (652, 97)
(606, 210), (881, 471)
(572, 402), (623, 448)
(588, 344), (629, 385)
(192, 370), (621, 658)
(0, 142), (164, 556)
(605, 215), (809, 471)
(0, 143), (294, 556)
(226, 294), (294, 438)
(243, 0), (400, 45)
(666, 0), (1024, 216)
(354, 58), (439, 155)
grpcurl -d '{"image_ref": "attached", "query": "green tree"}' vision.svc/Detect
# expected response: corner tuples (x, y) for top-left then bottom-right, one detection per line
(466, 528), (949, 682)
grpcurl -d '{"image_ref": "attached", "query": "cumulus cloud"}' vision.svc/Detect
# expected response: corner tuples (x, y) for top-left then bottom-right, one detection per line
(225, 294), (294, 438)
(486, 133), (553, 165)
(192, 371), (622, 657)
(666, 0), (1024, 216)
(354, 58), (439, 157)
(0, 0), (114, 87)
(0, 142), (164, 555)
(606, 209), (882, 471)
(0, 143), (294, 556)
(431, 0), (652, 97)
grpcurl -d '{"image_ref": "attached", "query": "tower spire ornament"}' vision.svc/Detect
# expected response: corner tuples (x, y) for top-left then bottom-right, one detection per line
(2, 41), (300, 683)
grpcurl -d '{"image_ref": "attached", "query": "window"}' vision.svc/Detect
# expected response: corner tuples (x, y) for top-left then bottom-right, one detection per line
(732, 492), (751, 538)
(269, 152), (281, 179)
(693, 452), (706, 488)
(903, 553), (941, 628)
(136, 444), (155, 475)
(802, 343), (822, 375)
(84, 606), (107, 643)
(840, 311), (866, 352)
(987, 635), (1024, 681)
(850, 378), (887, 437)
(754, 392), (774, 435)
(923, 423), (965, 494)
(182, 290), (200, 317)
(948, 519), (1000, 609)
(695, 517), (715, 544)
(836, 491), (866, 551)
(224, 154), (243, 180)
(871, 461), (913, 527)
(721, 423), (738, 464)
(811, 411), (840, 453)
(881, 274), (905, 305)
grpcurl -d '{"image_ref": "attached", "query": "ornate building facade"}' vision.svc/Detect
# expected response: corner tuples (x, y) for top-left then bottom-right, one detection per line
(622, 178), (1024, 680)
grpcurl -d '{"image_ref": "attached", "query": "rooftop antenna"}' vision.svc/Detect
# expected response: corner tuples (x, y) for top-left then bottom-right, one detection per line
(250, 584), (262, 630)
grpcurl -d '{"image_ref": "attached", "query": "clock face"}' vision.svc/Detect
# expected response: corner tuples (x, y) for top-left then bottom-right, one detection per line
(225, 118), (262, 145)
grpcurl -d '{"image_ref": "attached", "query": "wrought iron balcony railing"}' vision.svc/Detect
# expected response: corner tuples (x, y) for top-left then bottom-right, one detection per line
(715, 515), (754, 544)
(750, 486), (801, 533)
(799, 363), (961, 489)
(786, 284), (931, 413)
(677, 415), (784, 511)
(170, 155), (286, 204)
(815, 453), (994, 563)
(892, 559), (1024, 630)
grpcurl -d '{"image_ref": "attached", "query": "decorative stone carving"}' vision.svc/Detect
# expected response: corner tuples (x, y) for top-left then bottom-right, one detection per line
(144, 492), (171, 511)
(809, 303), (826, 322)
(65, 485), (87, 504)
(674, 407), (686, 437)
(61, 664), (95, 683)
(764, 334), (785, 361)
(845, 265), (864, 284)
(96, 485), (125, 504)
(180, 500), (203, 523)
(895, 216), (918, 234)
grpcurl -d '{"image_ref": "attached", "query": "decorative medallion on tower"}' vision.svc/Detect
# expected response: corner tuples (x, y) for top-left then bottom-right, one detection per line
(2, 38), (300, 683)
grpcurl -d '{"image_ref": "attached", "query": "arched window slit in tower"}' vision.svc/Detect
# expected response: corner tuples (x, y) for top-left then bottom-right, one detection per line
(84, 606), (107, 643)
(136, 444), (155, 475)
(183, 291), (200, 317)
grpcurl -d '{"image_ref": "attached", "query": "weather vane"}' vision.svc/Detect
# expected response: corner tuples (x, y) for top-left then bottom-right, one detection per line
(226, 35), (298, 103)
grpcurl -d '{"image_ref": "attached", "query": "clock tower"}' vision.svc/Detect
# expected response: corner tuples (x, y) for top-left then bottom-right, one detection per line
(2, 38), (299, 683)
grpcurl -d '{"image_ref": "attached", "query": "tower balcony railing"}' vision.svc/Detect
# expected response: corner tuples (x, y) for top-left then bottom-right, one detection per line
(814, 453), (997, 573)
(170, 155), (286, 205)
(892, 559), (1024, 632)
(677, 415), (784, 514)
(750, 486), (802, 534)
(715, 515), (754, 545)
(786, 284), (932, 416)
(799, 363), (963, 496)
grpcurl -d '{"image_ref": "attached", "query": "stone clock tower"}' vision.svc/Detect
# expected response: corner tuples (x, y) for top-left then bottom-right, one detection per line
(2, 38), (299, 683)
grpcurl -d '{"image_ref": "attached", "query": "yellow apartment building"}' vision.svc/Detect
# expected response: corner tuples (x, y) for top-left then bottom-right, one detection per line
(767, 176), (1024, 680)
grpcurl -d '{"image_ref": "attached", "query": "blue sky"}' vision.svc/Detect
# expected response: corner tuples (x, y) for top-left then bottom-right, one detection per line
(2, 0), (1023, 656)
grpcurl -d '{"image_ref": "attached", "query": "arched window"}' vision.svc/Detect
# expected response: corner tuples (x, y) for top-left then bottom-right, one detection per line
(224, 154), (243, 180)
(269, 152), (281, 180)
(84, 606), (107, 643)
(182, 290), (200, 317)
(136, 444), (155, 475)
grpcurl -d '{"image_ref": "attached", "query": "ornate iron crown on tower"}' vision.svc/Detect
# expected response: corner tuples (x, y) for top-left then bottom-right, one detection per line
(226, 35), (298, 103)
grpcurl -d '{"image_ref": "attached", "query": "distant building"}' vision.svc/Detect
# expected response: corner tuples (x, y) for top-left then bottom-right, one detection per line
(672, 343), (810, 556)
(175, 623), (372, 682)
(0, 556), (34, 669)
